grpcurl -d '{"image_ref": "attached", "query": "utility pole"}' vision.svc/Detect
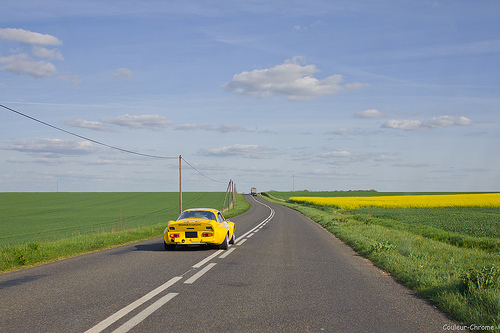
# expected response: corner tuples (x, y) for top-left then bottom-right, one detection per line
(223, 179), (236, 212)
(232, 181), (236, 209)
(179, 155), (182, 213)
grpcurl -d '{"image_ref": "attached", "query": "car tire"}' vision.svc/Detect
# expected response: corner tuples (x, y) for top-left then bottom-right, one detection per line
(219, 233), (229, 250)
(164, 241), (176, 251)
(229, 231), (235, 245)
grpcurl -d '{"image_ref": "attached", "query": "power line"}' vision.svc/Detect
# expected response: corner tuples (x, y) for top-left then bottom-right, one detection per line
(2, 103), (228, 184)
(1, 103), (176, 159)
(182, 157), (226, 183)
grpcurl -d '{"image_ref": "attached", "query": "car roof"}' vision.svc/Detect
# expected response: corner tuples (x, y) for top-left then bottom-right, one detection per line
(182, 208), (220, 214)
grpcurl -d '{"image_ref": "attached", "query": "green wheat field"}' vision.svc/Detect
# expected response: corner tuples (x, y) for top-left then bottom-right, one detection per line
(0, 192), (227, 247)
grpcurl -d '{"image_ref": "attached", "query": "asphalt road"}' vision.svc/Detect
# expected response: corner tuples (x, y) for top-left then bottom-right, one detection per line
(0, 195), (458, 332)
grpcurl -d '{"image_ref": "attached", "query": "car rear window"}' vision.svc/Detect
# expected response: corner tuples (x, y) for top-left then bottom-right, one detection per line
(177, 210), (216, 221)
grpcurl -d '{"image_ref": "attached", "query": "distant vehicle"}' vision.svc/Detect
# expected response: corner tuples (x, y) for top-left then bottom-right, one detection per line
(164, 208), (235, 250)
(251, 187), (257, 196)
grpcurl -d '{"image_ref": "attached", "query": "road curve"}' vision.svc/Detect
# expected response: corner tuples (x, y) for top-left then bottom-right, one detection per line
(0, 195), (457, 332)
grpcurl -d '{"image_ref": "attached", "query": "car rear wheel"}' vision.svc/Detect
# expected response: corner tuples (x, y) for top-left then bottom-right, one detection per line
(164, 241), (176, 251)
(219, 233), (229, 250)
(229, 231), (235, 245)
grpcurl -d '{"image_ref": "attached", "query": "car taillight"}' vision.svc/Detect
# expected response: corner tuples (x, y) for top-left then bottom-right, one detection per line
(170, 233), (180, 238)
(202, 232), (213, 237)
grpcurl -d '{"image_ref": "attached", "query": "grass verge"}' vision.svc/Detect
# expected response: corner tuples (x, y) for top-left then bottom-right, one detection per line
(0, 193), (250, 274)
(261, 193), (500, 327)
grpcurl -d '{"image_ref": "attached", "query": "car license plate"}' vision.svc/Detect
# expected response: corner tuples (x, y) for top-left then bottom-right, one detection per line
(185, 232), (197, 238)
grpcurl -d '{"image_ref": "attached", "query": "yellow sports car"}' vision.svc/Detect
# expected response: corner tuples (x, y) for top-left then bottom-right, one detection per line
(164, 208), (235, 250)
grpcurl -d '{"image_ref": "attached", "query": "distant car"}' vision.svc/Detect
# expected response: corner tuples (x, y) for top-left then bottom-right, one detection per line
(164, 208), (235, 250)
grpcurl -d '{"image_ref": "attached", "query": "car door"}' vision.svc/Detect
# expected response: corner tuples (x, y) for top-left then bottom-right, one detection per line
(217, 212), (229, 230)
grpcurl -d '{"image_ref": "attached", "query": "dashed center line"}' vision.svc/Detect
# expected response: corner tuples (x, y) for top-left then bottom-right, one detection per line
(193, 249), (224, 268)
(219, 247), (236, 258)
(112, 293), (179, 333)
(184, 262), (217, 284)
(84, 276), (182, 333)
(236, 238), (247, 246)
(85, 196), (275, 333)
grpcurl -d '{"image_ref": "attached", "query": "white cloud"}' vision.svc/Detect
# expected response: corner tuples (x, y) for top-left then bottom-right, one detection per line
(176, 123), (249, 133)
(2, 138), (97, 158)
(382, 116), (473, 131)
(32, 46), (64, 60)
(320, 150), (352, 158)
(112, 67), (132, 79)
(0, 29), (64, 78)
(382, 119), (423, 131)
(224, 56), (367, 101)
(373, 155), (401, 163)
(427, 116), (473, 127)
(0, 28), (62, 46)
(101, 114), (173, 131)
(311, 169), (333, 175)
(64, 119), (114, 132)
(198, 144), (276, 159)
(353, 109), (385, 118)
(0, 53), (57, 77)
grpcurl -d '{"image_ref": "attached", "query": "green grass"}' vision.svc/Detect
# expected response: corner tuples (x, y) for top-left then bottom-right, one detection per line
(0, 192), (250, 273)
(261, 193), (500, 327)
(351, 207), (500, 238)
(0, 192), (228, 247)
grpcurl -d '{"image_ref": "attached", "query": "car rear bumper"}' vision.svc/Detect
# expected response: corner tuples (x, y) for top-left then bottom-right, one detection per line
(164, 233), (217, 246)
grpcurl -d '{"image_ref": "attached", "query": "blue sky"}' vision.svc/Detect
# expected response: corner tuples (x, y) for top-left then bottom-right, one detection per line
(1, 1), (499, 192)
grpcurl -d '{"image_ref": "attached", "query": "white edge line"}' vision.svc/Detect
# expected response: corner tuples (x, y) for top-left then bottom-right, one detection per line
(112, 293), (178, 333)
(237, 217), (270, 240)
(192, 249), (223, 268)
(84, 276), (182, 333)
(184, 263), (217, 284)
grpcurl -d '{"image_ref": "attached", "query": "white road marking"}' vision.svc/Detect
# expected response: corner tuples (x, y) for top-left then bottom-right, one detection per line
(85, 196), (276, 332)
(219, 247), (235, 258)
(236, 238), (247, 246)
(237, 212), (273, 241)
(184, 263), (217, 284)
(192, 249), (223, 268)
(84, 276), (182, 333)
(112, 293), (178, 333)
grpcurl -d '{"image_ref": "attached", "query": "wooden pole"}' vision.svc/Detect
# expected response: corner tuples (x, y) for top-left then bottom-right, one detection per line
(222, 180), (231, 212)
(179, 155), (182, 214)
(229, 180), (233, 209)
(232, 181), (235, 209)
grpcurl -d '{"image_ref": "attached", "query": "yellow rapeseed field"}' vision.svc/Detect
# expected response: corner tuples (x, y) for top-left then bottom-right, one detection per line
(288, 193), (500, 209)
